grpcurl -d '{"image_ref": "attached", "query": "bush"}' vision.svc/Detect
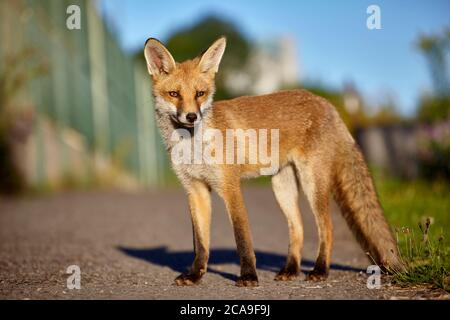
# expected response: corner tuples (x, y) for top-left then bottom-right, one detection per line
(417, 118), (450, 180)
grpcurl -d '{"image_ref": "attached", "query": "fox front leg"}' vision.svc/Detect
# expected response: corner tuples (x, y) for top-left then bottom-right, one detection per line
(175, 180), (211, 285)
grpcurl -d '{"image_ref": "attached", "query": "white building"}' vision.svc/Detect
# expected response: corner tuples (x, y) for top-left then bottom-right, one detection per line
(225, 36), (300, 96)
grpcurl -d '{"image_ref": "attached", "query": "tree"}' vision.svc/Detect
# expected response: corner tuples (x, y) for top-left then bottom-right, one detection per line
(416, 29), (450, 123)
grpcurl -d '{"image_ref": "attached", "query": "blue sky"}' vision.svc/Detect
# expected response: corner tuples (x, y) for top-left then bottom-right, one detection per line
(100, 0), (450, 115)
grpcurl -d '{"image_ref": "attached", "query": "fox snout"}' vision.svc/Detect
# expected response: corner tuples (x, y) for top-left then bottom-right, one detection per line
(177, 109), (201, 126)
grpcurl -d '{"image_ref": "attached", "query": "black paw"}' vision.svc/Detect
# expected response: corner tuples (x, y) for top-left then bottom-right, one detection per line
(236, 274), (259, 287)
(305, 269), (328, 282)
(174, 273), (202, 286)
(274, 266), (300, 281)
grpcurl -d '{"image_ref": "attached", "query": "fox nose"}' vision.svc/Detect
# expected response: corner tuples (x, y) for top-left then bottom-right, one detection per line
(186, 113), (197, 123)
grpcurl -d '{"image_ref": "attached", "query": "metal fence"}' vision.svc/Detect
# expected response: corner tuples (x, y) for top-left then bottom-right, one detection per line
(0, 0), (169, 188)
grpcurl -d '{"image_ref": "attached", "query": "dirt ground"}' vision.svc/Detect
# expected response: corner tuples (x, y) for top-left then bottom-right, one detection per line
(0, 187), (448, 300)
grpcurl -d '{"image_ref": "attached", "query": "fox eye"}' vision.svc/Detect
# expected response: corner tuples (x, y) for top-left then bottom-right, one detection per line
(169, 91), (179, 98)
(196, 91), (205, 98)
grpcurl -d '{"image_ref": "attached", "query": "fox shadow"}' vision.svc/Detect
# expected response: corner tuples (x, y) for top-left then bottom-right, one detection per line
(118, 246), (365, 281)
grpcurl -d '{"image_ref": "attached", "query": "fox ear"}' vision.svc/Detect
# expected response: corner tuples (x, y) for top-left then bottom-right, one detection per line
(198, 37), (227, 74)
(144, 38), (176, 76)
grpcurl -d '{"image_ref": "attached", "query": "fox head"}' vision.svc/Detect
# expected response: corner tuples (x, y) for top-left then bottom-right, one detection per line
(144, 37), (226, 127)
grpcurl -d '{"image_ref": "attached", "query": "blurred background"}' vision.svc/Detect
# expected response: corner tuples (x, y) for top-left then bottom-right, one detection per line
(0, 0), (448, 231)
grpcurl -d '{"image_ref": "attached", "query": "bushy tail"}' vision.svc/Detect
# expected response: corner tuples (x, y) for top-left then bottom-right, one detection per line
(333, 144), (404, 272)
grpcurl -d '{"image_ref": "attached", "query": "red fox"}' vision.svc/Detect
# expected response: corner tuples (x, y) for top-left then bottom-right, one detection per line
(143, 36), (403, 287)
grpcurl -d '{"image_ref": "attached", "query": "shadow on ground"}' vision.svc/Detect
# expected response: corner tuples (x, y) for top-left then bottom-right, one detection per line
(118, 246), (364, 281)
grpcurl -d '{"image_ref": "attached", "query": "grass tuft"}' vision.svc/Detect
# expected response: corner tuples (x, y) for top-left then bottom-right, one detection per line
(392, 218), (450, 291)
(373, 170), (450, 291)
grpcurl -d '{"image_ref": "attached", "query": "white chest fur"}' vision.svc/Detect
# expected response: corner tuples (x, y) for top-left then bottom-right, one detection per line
(155, 111), (222, 188)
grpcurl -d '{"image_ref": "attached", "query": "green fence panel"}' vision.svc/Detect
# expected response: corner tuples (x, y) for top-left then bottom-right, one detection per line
(0, 0), (169, 188)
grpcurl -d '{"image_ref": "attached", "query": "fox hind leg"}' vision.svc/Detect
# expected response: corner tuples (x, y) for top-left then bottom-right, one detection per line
(272, 164), (304, 281)
(295, 158), (333, 281)
(219, 180), (258, 287)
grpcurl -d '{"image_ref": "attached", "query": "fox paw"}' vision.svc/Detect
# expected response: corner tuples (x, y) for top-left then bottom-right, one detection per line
(174, 273), (202, 286)
(236, 274), (259, 287)
(274, 267), (299, 281)
(305, 270), (328, 282)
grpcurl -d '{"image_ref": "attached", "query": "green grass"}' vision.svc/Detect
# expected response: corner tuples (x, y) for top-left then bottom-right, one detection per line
(374, 172), (450, 291)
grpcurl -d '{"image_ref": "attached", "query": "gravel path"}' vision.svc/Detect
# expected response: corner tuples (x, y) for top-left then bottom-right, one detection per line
(0, 187), (447, 299)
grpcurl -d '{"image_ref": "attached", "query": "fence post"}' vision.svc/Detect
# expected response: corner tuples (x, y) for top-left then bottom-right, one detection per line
(134, 64), (159, 186)
(87, 0), (110, 166)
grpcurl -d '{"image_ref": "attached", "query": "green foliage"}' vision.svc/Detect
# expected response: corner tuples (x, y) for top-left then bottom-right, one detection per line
(416, 29), (450, 97)
(392, 220), (449, 291)
(0, 48), (47, 134)
(415, 29), (450, 123)
(375, 172), (450, 235)
(369, 100), (405, 126)
(414, 29), (450, 180)
(419, 141), (450, 180)
(165, 16), (250, 70)
(374, 172), (450, 290)
(0, 48), (47, 195)
(417, 118), (450, 180)
(416, 95), (450, 123)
